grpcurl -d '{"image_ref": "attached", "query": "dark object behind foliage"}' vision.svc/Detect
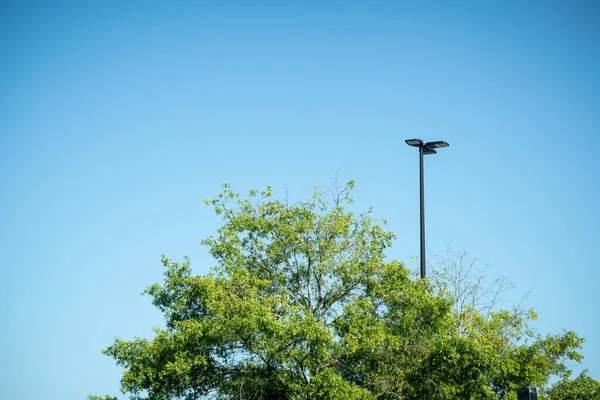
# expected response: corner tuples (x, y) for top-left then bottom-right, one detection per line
(517, 387), (538, 400)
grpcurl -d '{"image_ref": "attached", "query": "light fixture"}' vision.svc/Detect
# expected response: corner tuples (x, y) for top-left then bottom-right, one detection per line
(425, 141), (449, 149)
(405, 139), (424, 147)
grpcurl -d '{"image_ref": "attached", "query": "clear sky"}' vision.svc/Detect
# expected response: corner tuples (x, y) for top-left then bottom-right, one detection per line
(1, 1), (599, 399)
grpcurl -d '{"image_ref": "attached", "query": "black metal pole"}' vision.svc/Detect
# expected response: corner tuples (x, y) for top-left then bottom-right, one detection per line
(420, 144), (430, 399)
(419, 144), (426, 279)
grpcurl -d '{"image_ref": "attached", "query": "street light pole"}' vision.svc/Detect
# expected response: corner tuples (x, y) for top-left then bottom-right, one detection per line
(419, 143), (426, 279)
(405, 139), (449, 279)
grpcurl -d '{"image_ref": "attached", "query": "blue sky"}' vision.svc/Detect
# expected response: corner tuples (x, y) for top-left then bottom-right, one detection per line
(1, 1), (599, 398)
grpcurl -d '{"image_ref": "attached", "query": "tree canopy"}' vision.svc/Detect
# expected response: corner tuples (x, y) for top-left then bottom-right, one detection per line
(93, 183), (597, 400)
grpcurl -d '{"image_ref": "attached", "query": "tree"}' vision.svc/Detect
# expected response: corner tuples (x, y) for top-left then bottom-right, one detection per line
(547, 370), (600, 399)
(87, 396), (118, 400)
(94, 183), (596, 399)
(429, 246), (516, 337)
(428, 248), (595, 399)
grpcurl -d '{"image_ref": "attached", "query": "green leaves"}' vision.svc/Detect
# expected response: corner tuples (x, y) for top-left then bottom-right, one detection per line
(96, 183), (598, 400)
(87, 396), (119, 400)
(547, 370), (600, 399)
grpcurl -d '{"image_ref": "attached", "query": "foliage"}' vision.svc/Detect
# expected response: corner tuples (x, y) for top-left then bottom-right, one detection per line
(546, 370), (600, 399)
(94, 183), (597, 399)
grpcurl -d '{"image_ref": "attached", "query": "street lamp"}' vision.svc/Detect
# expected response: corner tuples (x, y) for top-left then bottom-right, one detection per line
(405, 139), (449, 279)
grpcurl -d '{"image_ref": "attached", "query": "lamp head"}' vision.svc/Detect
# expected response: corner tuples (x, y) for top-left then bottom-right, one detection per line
(405, 138), (423, 147)
(425, 141), (449, 148)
